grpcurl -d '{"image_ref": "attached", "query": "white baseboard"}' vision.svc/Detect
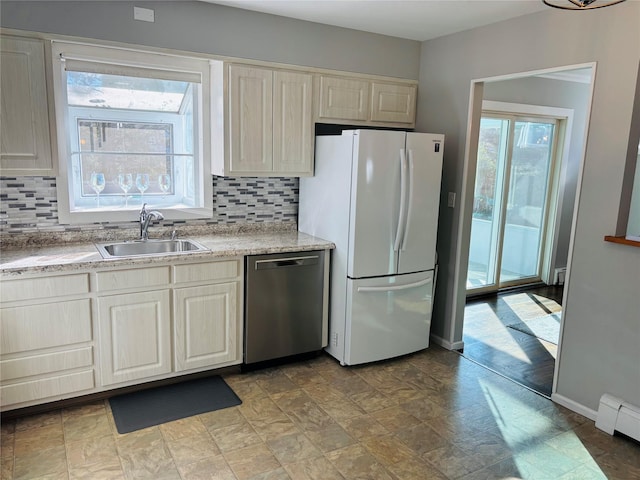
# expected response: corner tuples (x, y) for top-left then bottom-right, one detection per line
(551, 393), (597, 421)
(430, 334), (464, 351)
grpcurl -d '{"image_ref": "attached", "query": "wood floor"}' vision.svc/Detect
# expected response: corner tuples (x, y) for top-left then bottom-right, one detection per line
(462, 285), (563, 397)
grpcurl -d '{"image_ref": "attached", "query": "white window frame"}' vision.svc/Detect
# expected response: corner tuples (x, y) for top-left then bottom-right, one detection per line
(51, 40), (212, 224)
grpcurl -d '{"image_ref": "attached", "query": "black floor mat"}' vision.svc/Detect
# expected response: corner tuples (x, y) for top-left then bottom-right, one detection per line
(109, 375), (242, 434)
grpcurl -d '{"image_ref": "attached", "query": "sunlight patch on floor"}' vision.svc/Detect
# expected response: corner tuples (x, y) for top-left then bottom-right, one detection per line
(464, 307), (533, 364)
(479, 377), (607, 479)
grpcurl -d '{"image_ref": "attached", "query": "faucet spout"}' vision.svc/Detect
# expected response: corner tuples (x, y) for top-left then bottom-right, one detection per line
(139, 203), (164, 240)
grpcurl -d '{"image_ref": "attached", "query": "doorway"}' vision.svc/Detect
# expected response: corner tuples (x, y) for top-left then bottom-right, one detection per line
(454, 64), (596, 397)
(467, 113), (559, 294)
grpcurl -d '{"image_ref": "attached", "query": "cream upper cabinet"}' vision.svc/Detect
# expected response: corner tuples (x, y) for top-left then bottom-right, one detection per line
(0, 35), (55, 175)
(273, 70), (314, 174)
(371, 82), (417, 124)
(318, 76), (370, 122)
(228, 65), (273, 173)
(317, 74), (417, 127)
(213, 63), (314, 177)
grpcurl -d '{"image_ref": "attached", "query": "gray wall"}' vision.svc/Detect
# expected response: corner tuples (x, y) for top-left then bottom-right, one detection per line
(483, 76), (591, 272)
(0, 1), (420, 79)
(418, 4), (640, 412)
(629, 148), (640, 237)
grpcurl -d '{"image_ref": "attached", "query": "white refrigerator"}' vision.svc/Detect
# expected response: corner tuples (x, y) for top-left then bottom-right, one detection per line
(299, 129), (444, 365)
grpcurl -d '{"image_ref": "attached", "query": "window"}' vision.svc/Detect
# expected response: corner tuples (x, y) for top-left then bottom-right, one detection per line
(52, 41), (212, 223)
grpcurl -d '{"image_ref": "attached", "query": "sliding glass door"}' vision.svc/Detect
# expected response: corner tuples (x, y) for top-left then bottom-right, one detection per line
(467, 114), (557, 293)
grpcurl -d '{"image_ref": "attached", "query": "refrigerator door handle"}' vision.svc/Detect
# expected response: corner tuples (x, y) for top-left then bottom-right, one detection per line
(401, 149), (415, 251)
(357, 277), (432, 293)
(394, 149), (409, 252)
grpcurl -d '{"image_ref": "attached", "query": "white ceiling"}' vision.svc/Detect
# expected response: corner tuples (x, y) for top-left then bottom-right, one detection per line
(204, 0), (549, 42)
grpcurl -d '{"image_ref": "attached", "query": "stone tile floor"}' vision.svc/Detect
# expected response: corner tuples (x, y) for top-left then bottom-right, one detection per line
(1, 346), (638, 479)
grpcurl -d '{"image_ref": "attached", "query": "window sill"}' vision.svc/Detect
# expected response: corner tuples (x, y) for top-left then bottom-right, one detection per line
(604, 235), (640, 248)
(58, 206), (213, 225)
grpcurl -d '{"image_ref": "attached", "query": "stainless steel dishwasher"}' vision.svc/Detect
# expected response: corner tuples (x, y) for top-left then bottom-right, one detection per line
(244, 250), (326, 365)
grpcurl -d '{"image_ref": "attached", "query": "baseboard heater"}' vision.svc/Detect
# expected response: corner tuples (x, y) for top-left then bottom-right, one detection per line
(553, 267), (567, 285)
(595, 393), (640, 442)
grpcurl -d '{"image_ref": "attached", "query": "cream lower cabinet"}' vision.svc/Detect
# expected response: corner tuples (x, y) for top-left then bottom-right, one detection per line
(96, 259), (242, 388)
(0, 257), (243, 410)
(97, 290), (172, 386)
(0, 274), (94, 408)
(174, 283), (238, 371)
(172, 259), (241, 372)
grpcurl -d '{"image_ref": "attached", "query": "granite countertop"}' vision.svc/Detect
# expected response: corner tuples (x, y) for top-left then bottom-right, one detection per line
(0, 225), (334, 277)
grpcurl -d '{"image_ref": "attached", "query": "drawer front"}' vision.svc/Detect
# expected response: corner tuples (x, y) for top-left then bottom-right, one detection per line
(96, 266), (170, 292)
(173, 260), (239, 284)
(0, 370), (95, 407)
(0, 300), (92, 354)
(0, 274), (89, 303)
(0, 347), (93, 381)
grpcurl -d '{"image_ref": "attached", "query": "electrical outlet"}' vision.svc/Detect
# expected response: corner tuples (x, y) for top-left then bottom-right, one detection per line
(447, 192), (456, 208)
(134, 6), (155, 23)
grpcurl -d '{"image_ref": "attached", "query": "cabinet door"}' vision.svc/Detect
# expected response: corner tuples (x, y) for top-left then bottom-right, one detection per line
(371, 82), (416, 124)
(273, 70), (314, 175)
(174, 283), (239, 371)
(98, 290), (171, 386)
(228, 65), (273, 173)
(318, 76), (370, 121)
(0, 35), (54, 174)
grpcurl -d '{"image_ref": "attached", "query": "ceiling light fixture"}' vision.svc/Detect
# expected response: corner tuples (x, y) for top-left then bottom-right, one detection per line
(542, 0), (627, 10)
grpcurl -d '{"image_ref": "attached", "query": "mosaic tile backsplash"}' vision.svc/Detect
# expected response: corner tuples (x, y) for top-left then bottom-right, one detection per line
(0, 175), (299, 235)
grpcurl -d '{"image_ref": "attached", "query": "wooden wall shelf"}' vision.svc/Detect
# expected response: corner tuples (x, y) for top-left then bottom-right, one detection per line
(604, 235), (640, 247)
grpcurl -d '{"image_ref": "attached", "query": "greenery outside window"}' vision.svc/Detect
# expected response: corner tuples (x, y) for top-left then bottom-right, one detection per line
(52, 41), (212, 224)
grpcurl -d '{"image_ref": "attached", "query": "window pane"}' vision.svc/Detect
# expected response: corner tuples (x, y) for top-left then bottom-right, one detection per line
(67, 72), (189, 112)
(78, 121), (171, 154)
(78, 120), (174, 197)
(468, 117), (509, 290)
(500, 121), (555, 282)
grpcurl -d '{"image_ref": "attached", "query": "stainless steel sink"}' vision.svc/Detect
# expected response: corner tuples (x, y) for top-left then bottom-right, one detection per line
(96, 239), (209, 258)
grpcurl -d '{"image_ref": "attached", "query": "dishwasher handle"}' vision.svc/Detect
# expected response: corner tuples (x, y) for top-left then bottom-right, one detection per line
(254, 255), (319, 270)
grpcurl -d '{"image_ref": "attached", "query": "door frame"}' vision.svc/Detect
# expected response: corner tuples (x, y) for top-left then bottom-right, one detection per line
(449, 63), (597, 396)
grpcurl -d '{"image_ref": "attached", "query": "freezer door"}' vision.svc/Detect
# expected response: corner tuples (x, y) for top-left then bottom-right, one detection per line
(397, 133), (444, 274)
(347, 130), (406, 278)
(343, 271), (433, 365)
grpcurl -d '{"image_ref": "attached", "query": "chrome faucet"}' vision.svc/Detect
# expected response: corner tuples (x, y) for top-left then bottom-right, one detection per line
(139, 203), (164, 240)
